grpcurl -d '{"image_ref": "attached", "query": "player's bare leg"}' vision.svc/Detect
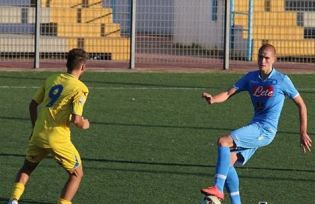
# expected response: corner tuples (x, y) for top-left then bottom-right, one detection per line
(16, 160), (39, 184)
(8, 160), (39, 203)
(217, 135), (235, 148)
(59, 165), (84, 202)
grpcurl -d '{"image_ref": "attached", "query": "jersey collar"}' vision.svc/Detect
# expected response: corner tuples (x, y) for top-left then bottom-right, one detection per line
(64, 73), (76, 79)
(259, 68), (275, 81)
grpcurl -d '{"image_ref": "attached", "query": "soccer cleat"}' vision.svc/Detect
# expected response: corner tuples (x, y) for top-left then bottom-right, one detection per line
(7, 200), (18, 204)
(200, 186), (224, 200)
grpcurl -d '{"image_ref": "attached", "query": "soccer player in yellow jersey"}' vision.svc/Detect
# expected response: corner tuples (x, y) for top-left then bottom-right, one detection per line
(8, 48), (90, 204)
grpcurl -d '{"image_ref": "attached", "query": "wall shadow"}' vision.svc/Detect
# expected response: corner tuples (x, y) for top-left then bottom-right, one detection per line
(0, 74), (219, 90)
(1, 153), (314, 174)
(85, 165), (315, 183)
(0, 115), (313, 136)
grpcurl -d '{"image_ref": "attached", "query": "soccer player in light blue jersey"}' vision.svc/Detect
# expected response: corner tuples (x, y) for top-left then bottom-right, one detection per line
(200, 44), (312, 204)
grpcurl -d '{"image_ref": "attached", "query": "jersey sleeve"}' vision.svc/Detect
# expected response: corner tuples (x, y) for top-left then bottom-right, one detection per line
(282, 75), (299, 99)
(233, 73), (250, 92)
(32, 83), (45, 104)
(72, 89), (89, 116)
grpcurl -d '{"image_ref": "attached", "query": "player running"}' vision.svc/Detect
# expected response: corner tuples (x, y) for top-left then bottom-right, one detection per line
(8, 48), (90, 204)
(200, 44), (312, 204)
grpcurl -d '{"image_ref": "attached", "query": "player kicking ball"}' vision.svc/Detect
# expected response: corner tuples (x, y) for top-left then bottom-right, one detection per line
(200, 44), (312, 204)
(8, 48), (90, 204)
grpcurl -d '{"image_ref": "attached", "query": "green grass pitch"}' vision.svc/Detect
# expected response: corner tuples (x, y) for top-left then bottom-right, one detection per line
(0, 71), (314, 203)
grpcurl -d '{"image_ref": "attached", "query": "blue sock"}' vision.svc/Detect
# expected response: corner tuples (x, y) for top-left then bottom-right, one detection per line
(214, 146), (230, 192)
(225, 166), (241, 204)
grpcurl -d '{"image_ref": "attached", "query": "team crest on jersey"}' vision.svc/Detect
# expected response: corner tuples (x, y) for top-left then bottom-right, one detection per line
(252, 85), (274, 97)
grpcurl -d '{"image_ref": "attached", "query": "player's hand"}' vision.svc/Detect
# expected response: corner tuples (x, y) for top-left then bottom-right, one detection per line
(300, 132), (312, 153)
(202, 92), (214, 104)
(82, 118), (90, 130)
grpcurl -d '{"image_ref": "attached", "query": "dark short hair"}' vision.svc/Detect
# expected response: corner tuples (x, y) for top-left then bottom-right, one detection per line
(258, 43), (276, 56)
(66, 48), (89, 72)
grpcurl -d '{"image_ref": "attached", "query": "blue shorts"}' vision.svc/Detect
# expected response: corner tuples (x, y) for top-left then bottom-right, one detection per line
(230, 122), (276, 166)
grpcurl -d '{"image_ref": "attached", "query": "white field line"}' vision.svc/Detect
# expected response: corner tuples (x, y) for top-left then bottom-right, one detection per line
(0, 86), (202, 90)
(0, 85), (315, 91)
(0, 85), (203, 90)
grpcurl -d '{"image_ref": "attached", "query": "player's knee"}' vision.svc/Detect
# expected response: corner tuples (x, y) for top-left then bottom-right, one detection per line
(217, 135), (233, 147)
(230, 153), (238, 165)
(78, 168), (84, 179)
(72, 166), (84, 179)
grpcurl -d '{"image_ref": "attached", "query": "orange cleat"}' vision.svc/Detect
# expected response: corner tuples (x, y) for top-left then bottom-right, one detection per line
(200, 186), (224, 200)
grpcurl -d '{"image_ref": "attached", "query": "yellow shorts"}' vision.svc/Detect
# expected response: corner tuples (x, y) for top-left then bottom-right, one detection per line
(25, 141), (82, 172)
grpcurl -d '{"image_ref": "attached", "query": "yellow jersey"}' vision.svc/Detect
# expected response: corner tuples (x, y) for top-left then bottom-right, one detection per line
(31, 73), (89, 148)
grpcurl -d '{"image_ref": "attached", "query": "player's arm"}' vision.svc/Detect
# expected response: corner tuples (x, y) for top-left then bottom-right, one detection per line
(29, 100), (39, 128)
(72, 88), (89, 129)
(71, 114), (90, 130)
(30, 83), (45, 128)
(202, 87), (238, 104)
(293, 95), (312, 152)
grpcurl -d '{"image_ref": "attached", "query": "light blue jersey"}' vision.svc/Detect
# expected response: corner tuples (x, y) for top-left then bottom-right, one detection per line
(231, 68), (299, 165)
(234, 68), (299, 130)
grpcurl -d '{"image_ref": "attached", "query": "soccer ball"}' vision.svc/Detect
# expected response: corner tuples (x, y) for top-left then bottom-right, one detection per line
(8, 200), (18, 204)
(199, 195), (221, 204)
